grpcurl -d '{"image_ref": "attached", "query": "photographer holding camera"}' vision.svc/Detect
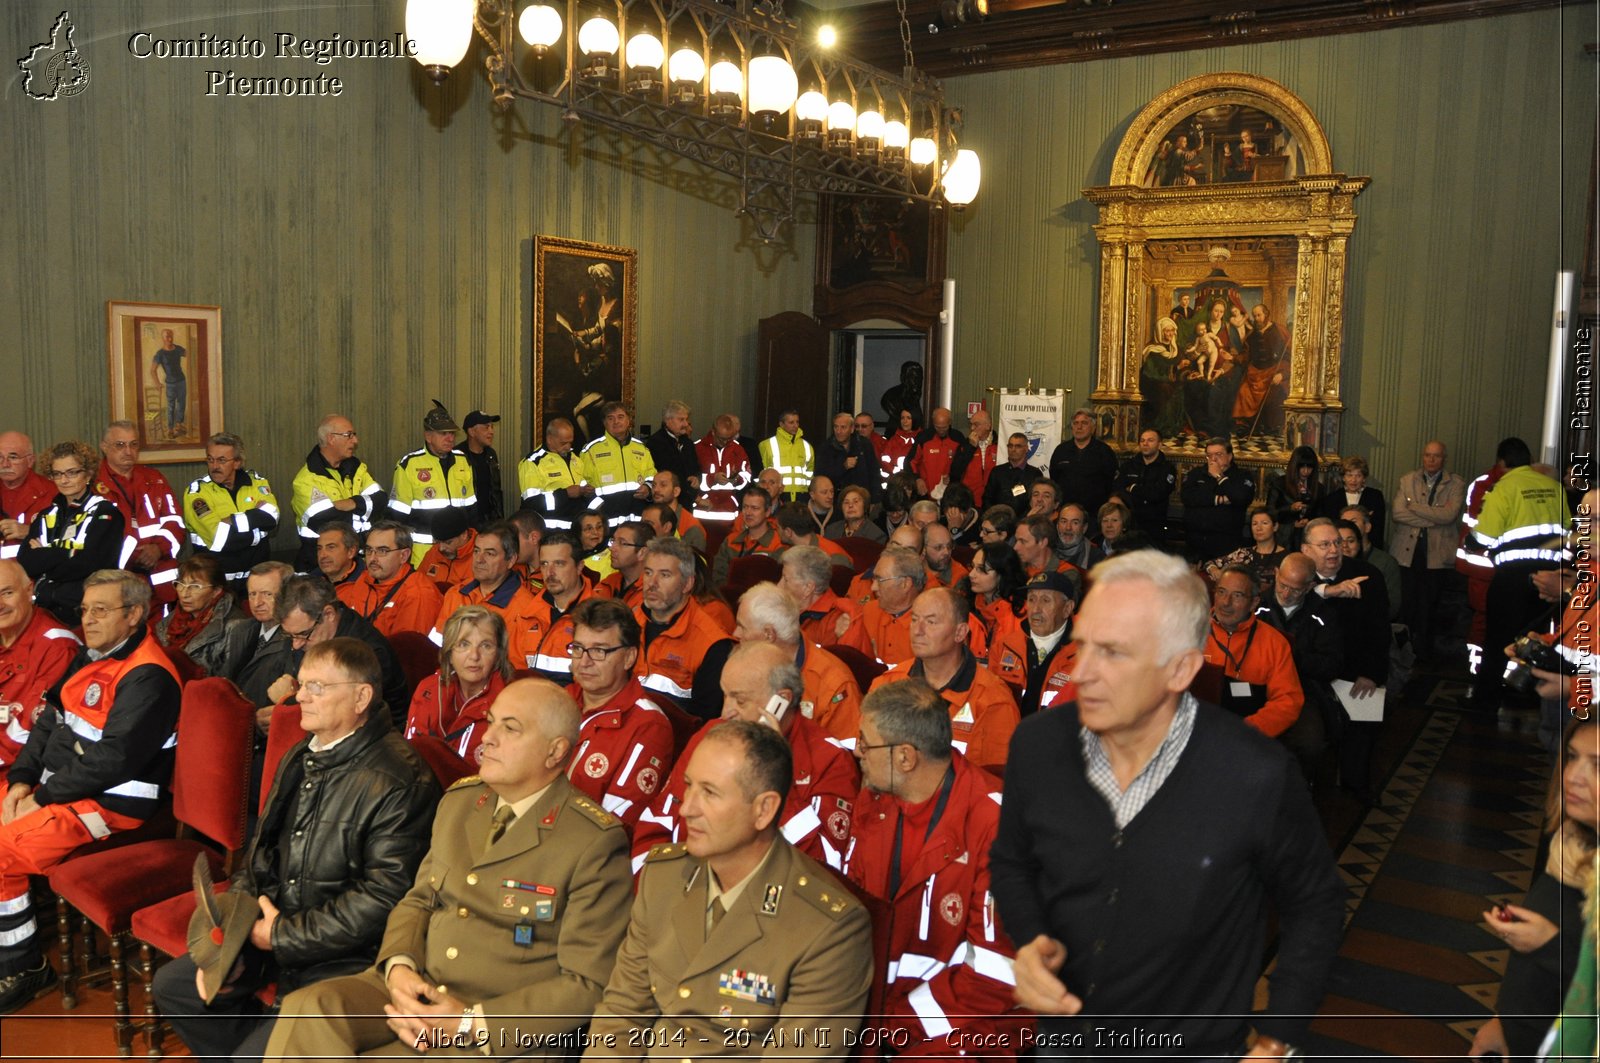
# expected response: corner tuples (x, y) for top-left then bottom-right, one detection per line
(1502, 486), (1596, 746)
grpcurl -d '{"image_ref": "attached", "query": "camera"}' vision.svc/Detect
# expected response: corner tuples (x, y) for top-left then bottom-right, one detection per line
(1502, 635), (1570, 696)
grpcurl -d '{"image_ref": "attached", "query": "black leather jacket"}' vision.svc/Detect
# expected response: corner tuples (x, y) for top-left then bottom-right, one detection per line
(236, 706), (439, 993)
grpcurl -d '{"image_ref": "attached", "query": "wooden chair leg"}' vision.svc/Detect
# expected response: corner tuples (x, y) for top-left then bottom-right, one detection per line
(138, 941), (165, 1057)
(55, 895), (77, 1009)
(110, 931), (133, 1056)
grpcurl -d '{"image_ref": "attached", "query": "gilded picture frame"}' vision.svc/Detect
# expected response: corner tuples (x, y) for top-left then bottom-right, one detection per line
(106, 300), (223, 464)
(1085, 73), (1368, 467)
(533, 236), (638, 448)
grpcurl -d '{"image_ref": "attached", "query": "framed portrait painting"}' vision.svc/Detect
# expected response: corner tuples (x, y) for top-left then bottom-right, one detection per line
(106, 301), (223, 464)
(533, 236), (637, 448)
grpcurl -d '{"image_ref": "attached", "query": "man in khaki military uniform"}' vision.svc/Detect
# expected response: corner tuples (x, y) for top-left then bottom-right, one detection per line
(585, 720), (872, 1060)
(265, 678), (633, 1060)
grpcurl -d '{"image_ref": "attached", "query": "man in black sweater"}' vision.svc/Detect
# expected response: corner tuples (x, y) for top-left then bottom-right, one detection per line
(992, 550), (1343, 1059)
(1180, 436), (1257, 561)
(1047, 409), (1118, 518)
(1115, 428), (1177, 545)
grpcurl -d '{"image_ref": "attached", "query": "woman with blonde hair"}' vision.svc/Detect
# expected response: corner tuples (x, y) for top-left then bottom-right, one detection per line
(1470, 718), (1599, 1060)
(403, 605), (514, 766)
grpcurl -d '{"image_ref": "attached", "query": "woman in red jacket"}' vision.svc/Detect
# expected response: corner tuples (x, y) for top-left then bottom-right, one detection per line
(404, 604), (512, 767)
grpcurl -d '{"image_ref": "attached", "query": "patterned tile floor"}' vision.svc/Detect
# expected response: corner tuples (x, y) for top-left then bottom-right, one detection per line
(1302, 667), (1553, 1059)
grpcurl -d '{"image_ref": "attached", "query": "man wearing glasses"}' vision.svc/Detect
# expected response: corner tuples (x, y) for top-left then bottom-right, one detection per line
(267, 576), (410, 730)
(340, 522), (442, 643)
(0, 432), (53, 563)
(1256, 552), (1343, 779)
(844, 680), (1027, 1056)
(290, 414), (386, 574)
(596, 522), (649, 609)
(183, 432), (279, 589)
(564, 598), (674, 835)
(93, 420), (183, 606)
(155, 637), (439, 1060)
(0, 570), (182, 1012)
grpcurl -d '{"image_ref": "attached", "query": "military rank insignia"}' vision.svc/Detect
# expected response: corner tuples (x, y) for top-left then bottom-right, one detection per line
(718, 969), (776, 1005)
(760, 883), (782, 915)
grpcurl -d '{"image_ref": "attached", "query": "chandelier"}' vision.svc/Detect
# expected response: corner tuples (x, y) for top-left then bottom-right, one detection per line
(406, 0), (982, 242)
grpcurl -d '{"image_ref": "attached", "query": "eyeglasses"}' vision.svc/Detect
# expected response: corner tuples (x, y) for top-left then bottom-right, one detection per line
(971, 563), (993, 574)
(366, 545), (404, 558)
(870, 574), (910, 584)
(327, 431), (358, 440)
(0, 452), (28, 464)
(284, 622), (321, 645)
(104, 440), (139, 451)
(48, 468), (87, 481)
(567, 642), (629, 661)
(80, 603), (134, 619)
(299, 680), (362, 697)
(173, 581), (216, 592)
(854, 737), (898, 753)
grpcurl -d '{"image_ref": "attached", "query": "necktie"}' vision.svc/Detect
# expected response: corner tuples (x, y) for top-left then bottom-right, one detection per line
(706, 897), (726, 935)
(486, 805), (515, 849)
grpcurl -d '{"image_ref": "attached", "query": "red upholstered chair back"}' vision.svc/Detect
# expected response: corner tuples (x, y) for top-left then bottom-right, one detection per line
(824, 643), (887, 692)
(163, 646), (206, 686)
(839, 537), (885, 575)
(172, 678), (255, 852)
(388, 630), (442, 694)
(259, 703), (304, 815)
(725, 554), (783, 599)
(827, 564), (855, 598)
(407, 734), (476, 788)
(952, 542), (978, 568)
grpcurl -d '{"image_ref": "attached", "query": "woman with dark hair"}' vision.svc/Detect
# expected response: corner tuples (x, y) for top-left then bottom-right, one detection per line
(1204, 504), (1290, 594)
(578, 511), (615, 579)
(961, 540), (1029, 694)
(155, 554), (237, 674)
(1470, 718), (1599, 1061)
(829, 484), (885, 543)
(1266, 444), (1325, 547)
(20, 440), (129, 618)
(404, 605), (514, 766)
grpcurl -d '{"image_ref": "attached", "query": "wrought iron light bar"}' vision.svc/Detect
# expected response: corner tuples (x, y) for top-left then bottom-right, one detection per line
(408, 0), (981, 241)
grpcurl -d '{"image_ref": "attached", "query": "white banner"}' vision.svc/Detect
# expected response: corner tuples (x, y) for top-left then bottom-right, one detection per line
(995, 389), (1068, 467)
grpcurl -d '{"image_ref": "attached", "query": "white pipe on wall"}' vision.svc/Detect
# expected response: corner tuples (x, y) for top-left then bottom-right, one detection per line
(1542, 270), (1575, 467)
(939, 278), (956, 409)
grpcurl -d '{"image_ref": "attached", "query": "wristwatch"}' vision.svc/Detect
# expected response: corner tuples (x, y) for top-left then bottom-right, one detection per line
(457, 1007), (476, 1038)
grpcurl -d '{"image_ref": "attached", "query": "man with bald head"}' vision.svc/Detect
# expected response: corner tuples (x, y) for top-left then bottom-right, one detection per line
(0, 561), (79, 767)
(1391, 439), (1465, 659)
(870, 588), (1020, 775)
(266, 678), (633, 1060)
(291, 414), (387, 573)
(911, 406), (974, 501)
(94, 420), (184, 603)
(693, 413), (751, 526)
(961, 407), (998, 503)
(922, 521), (966, 588)
(0, 433), (52, 562)
(630, 641), (860, 873)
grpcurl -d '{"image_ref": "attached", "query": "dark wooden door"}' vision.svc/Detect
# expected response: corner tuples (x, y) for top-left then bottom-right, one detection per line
(756, 311), (831, 440)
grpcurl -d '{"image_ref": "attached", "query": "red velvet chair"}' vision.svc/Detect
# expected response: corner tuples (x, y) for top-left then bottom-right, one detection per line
(259, 703), (305, 815)
(407, 734), (476, 788)
(45, 678), (256, 1055)
(388, 629), (441, 694)
(828, 564), (856, 598)
(723, 554), (784, 607)
(824, 643), (887, 693)
(838, 536), (885, 575)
